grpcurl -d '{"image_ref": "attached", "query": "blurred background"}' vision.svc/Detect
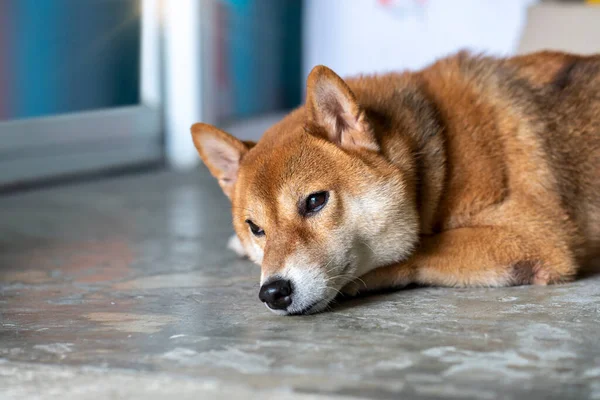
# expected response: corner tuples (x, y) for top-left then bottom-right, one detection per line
(0, 0), (598, 190)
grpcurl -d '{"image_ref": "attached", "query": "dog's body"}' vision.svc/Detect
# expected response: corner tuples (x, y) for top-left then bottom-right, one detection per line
(192, 51), (600, 315)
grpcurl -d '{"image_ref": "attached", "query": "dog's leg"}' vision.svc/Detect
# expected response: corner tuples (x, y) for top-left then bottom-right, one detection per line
(343, 226), (576, 296)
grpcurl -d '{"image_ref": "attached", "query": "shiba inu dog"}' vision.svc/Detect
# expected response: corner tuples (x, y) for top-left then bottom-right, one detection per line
(191, 51), (600, 315)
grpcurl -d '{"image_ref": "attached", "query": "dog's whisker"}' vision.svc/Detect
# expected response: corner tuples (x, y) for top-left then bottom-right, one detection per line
(361, 241), (375, 253)
(325, 273), (354, 283)
(352, 276), (367, 288)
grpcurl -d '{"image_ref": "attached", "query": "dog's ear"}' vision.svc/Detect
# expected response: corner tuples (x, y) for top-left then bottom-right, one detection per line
(306, 65), (379, 152)
(190, 123), (251, 198)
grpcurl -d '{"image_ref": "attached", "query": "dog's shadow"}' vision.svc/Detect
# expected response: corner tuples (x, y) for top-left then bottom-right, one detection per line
(327, 284), (422, 313)
(578, 257), (600, 280)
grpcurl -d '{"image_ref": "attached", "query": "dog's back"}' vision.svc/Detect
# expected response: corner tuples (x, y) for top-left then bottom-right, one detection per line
(512, 52), (600, 261)
(417, 52), (600, 265)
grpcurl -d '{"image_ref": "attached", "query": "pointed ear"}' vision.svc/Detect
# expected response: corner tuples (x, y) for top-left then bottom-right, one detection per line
(190, 123), (250, 198)
(305, 65), (379, 152)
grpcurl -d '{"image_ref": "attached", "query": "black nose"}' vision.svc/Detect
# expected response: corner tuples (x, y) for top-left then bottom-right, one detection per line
(259, 279), (292, 310)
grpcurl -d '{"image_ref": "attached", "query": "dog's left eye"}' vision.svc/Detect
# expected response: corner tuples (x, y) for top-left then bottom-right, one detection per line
(303, 191), (329, 215)
(245, 220), (265, 237)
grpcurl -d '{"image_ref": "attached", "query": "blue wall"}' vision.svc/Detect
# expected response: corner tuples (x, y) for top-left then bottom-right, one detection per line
(216, 0), (302, 121)
(0, 0), (140, 121)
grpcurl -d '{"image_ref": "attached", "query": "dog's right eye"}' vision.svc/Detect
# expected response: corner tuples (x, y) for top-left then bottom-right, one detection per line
(304, 191), (329, 215)
(245, 220), (265, 237)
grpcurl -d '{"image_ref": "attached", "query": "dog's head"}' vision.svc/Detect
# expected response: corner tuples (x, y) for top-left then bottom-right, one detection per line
(191, 66), (420, 314)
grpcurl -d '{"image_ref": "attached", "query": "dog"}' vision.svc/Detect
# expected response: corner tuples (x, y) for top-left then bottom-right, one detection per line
(191, 51), (600, 315)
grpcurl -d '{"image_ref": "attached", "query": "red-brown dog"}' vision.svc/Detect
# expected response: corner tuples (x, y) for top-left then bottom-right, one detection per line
(191, 51), (600, 315)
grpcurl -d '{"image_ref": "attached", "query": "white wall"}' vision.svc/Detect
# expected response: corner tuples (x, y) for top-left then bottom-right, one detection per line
(304, 0), (538, 80)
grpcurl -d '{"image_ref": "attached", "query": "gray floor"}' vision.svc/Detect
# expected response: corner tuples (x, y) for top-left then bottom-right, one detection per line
(1, 168), (599, 400)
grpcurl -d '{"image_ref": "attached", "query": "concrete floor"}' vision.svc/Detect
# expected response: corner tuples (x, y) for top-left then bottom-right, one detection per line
(1, 168), (599, 400)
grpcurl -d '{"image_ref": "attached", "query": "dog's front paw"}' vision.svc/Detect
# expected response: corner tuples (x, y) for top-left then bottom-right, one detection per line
(227, 234), (247, 258)
(340, 265), (414, 297)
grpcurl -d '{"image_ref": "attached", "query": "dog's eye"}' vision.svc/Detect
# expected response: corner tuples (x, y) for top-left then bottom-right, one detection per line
(304, 191), (329, 215)
(245, 220), (265, 237)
